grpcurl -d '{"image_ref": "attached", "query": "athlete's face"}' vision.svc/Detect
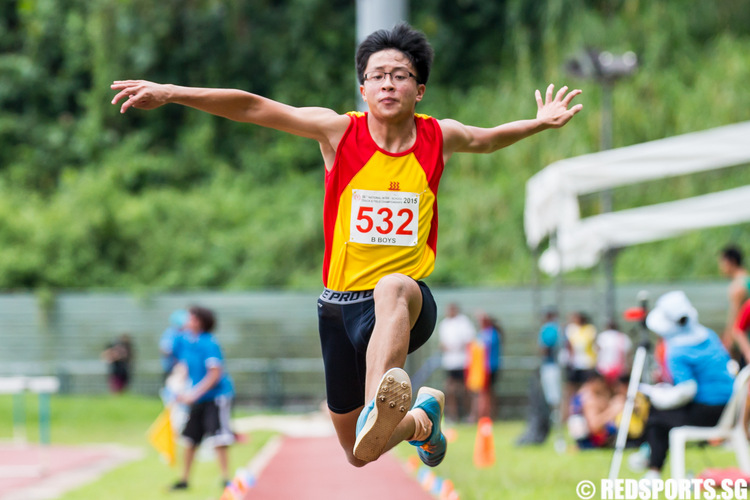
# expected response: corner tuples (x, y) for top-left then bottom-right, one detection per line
(719, 256), (734, 276)
(360, 49), (425, 119)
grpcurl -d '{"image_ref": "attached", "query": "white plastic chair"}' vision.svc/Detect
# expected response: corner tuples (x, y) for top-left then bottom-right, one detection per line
(669, 365), (750, 479)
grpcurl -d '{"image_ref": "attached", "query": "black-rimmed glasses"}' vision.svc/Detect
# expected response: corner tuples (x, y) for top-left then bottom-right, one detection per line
(363, 69), (416, 84)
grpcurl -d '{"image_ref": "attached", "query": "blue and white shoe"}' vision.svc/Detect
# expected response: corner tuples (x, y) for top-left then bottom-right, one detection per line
(408, 387), (447, 467)
(353, 368), (412, 462)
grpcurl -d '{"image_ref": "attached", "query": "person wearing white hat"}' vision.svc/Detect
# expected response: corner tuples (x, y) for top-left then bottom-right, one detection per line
(636, 291), (735, 478)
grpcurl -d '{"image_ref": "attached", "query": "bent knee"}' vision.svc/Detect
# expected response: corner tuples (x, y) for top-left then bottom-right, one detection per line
(374, 274), (419, 303)
(374, 274), (407, 295)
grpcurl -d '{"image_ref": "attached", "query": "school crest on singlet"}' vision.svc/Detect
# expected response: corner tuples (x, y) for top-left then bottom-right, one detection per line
(322, 112), (444, 291)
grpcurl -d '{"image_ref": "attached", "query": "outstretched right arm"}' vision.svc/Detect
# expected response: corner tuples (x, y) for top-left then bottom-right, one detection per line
(110, 80), (349, 160)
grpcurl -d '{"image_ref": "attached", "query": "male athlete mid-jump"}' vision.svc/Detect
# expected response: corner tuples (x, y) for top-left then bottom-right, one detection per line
(112, 23), (582, 468)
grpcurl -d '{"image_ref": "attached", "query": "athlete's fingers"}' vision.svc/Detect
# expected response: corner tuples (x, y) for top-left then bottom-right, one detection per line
(545, 83), (555, 104)
(562, 89), (583, 107)
(564, 104), (584, 120)
(535, 89), (544, 109)
(119, 91), (142, 113)
(554, 85), (568, 102)
(111, 88), (133, 105)
(111, 80), (143, 87)
(119, 98), (133, 114)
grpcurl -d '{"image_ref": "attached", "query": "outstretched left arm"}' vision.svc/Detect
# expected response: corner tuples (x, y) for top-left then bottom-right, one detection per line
(441, 84), (582, 161)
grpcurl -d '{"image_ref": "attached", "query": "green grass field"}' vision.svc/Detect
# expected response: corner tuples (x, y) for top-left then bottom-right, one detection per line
(0, 394), (742, 500)
(393, 422), (741, 500)
(0, 393), (276, 500)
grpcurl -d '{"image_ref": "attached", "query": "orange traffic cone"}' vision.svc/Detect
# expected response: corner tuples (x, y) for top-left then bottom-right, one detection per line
(473, 416), (495, 468)
(439, 479), (455, 500)
(406, 455), (420, 472)
(219, 486), (238, 500)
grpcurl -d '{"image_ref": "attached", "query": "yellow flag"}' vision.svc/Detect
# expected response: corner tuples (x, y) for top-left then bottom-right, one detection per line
(147, 407), (176, 466)
(466, 341), (487, 393)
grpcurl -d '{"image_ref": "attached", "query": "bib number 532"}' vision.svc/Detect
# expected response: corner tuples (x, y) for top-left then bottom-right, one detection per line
(350, 189), (419, 246)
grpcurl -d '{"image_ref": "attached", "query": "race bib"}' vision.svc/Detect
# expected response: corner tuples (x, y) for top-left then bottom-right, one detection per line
(350, 189), (419, 246)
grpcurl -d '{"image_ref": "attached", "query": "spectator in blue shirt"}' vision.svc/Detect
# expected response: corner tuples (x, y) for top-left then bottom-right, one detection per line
(170, 306), (235, 491)
(538, 309), (562, 408)
(539, 309), (560, 364)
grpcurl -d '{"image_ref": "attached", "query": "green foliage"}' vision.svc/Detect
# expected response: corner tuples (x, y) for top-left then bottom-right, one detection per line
(1, 1), (749, 290)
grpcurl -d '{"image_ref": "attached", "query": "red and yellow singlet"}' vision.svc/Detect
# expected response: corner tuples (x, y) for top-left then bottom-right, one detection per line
(322, 112), (444, 291)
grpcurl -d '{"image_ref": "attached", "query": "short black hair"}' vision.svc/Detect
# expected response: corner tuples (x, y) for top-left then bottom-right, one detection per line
(721, 245), (744, 267)
(356, 22), (434, 85)
(189, 305), (216, 333)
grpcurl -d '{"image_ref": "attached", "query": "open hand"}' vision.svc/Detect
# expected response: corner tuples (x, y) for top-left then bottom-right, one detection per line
(110, 80), (169, 114)
(535, 84), (583, 128)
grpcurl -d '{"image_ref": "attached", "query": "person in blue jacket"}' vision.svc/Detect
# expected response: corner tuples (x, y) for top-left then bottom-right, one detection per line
(170, 306), (235, 491)
(475, 312), (503, 420)
(638, 291), (735, 479)
(159, 309), (188, 381)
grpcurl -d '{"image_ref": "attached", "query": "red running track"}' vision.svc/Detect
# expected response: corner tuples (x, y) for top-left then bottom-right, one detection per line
(0, 443), (139, 500)
(243, 436), (433, 500)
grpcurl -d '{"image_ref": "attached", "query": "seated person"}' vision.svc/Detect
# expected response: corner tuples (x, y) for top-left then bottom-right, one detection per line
(638, 291), (735, 479)
(567, 371), (626, 448)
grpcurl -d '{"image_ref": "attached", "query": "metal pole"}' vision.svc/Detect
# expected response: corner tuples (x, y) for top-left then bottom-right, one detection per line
(600, 81), (614, 152)
(355, 0), (408, 111)
(551, 231), (567, 453)
(531, 246), (542, 324)
(600, 81), (616, 324)
(564, 49), (636, 325)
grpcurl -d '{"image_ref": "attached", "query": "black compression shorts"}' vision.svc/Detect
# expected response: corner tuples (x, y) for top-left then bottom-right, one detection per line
(317, 280), (437, 414)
